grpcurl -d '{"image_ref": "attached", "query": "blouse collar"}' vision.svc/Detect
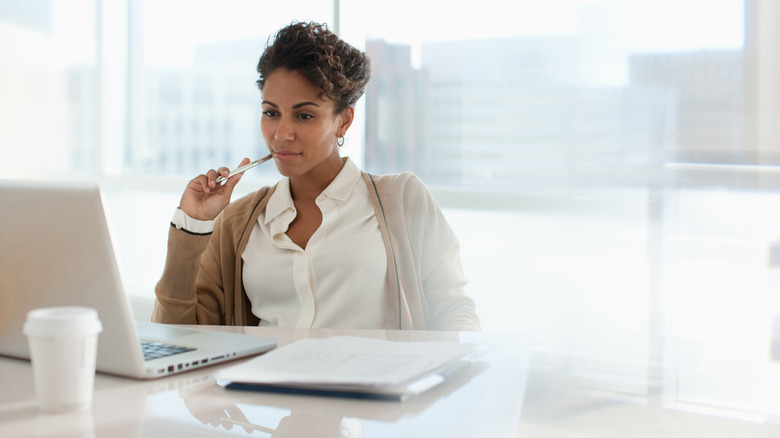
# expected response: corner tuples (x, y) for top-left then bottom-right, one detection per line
(263, 157), (361, 225)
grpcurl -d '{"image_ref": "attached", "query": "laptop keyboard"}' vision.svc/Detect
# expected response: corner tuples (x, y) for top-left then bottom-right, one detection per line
(141, 340), (195, 361)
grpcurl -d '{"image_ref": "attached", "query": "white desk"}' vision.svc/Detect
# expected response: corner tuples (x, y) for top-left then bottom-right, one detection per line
(0, 327), (527, 437)
(2, 325), (780, 437)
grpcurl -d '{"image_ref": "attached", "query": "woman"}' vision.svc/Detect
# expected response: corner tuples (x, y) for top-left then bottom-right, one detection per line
(152, 21), (480, 331)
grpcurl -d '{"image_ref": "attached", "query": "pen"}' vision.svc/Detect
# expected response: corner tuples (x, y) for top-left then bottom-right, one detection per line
(216, 154), (273, 184)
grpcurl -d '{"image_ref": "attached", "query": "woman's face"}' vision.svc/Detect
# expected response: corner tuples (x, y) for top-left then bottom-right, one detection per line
(261, 69), (353, 183)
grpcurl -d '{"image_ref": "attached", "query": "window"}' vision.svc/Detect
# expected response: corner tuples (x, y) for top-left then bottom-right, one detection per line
(0, 0), (98, 175)
(129, 0), (332, 177)
(350, 0), (748, 189)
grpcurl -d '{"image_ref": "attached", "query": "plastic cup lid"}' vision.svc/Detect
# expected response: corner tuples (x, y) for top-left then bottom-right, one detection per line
(23, 307), (103, 337)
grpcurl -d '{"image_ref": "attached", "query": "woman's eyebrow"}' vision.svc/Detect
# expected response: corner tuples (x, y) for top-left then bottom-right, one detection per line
(261, 101), (320, 109)
(293, 102), (320, 109)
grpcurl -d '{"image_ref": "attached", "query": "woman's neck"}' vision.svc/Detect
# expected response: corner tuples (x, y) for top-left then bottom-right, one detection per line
(289, 157), (346, 201)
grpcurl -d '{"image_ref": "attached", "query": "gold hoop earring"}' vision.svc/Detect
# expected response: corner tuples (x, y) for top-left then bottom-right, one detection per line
(337, 135), (345, 147)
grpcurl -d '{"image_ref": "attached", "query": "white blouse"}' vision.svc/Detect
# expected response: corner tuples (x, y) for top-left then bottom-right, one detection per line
(240, 158), (390, 329)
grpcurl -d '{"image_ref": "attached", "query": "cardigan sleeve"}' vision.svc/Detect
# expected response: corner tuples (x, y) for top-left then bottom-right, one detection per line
(401, 175), (482, 331)
(151, 224), (226, 325)
(151, 189), (270, 326)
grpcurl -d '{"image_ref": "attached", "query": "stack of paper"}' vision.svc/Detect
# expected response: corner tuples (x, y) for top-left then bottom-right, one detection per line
(216, 336), (478, 401)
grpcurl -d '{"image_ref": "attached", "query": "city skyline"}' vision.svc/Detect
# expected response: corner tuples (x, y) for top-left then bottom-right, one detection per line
(62, 29), (745, 191)
(0, 0), (762, 191)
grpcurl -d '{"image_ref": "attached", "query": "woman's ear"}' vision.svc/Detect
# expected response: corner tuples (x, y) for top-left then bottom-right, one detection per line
(338, 107), (355, 136)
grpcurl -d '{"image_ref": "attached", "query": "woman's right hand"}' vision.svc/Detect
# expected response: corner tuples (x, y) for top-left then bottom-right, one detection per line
(179, 158), (250, 221)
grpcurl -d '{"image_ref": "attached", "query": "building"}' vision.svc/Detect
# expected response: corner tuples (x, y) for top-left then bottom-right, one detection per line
(364, 40), (429, 178)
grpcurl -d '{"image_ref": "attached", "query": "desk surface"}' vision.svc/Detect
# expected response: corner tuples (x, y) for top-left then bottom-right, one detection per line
(1, 325), (780, 438)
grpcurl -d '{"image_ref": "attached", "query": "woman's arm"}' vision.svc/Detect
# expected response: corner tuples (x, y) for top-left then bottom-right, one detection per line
(151, 226), (225, 324)
(151, 226), (207, 324)
(151, 160), (249, 324)
(415, 189), (481, 331)
(394, 174), (482, 331)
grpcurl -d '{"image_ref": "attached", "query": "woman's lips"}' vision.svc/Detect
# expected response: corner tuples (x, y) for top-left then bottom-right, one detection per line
(273, 150), (300, 162)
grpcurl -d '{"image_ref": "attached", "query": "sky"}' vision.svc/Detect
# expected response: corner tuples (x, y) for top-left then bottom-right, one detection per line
(4, 0), (743, 68)
(141, 0), (745, 67)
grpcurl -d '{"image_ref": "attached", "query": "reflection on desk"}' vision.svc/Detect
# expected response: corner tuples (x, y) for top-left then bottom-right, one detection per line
(144, 360), (492, 437)
(3, 324), (780, 437)
(0, 328), (528, 438)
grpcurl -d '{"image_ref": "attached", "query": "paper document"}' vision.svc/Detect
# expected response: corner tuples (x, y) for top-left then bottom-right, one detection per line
(216, 336), (478, 400)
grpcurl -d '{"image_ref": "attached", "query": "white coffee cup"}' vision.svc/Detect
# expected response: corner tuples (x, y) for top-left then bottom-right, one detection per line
(23, 307), (103, 412)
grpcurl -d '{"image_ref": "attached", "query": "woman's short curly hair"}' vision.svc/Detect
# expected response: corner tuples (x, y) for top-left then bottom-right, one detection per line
(256, 21), (371, 114)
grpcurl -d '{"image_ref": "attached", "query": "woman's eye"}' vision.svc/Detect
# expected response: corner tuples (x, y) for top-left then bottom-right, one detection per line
(297, 113), (314, 120)
(262, 110), (278, 118)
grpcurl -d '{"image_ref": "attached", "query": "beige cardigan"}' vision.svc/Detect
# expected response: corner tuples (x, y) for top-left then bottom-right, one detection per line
(152, 171), (480, 331)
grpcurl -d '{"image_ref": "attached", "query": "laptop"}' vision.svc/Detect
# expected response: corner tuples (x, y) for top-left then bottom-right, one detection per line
(0, 180), (276, 379)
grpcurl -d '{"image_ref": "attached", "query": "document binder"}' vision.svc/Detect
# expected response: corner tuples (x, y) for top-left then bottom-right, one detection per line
(216, 336), (480, 401)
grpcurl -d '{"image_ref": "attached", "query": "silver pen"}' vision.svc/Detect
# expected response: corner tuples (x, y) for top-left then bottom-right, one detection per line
(216, 154), (273, 184)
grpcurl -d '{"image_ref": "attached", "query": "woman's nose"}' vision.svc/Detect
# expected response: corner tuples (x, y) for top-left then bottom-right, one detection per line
(274, 117), (294, 141)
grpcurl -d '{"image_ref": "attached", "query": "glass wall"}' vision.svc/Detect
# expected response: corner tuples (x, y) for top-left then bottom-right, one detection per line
(351, 0), (751, 189)
(0, 0), (99, 175)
